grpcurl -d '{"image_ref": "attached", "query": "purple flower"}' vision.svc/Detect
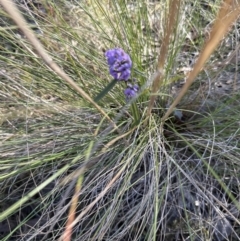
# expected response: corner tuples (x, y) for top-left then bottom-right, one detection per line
(124, 84), (139, 100)
(105, 48), (132, 81)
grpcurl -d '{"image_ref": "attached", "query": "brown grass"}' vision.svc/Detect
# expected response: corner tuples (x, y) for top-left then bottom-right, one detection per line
(147, 0), (181, 116)
(162, 0), (240, 121)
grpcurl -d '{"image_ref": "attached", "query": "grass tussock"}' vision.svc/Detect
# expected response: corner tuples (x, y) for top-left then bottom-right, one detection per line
(0, 0), (240, 241)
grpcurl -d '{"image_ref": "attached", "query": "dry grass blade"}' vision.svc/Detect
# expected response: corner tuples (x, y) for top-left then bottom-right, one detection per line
(0, 0), (117, 130)
(100, 127), (134, 153)
(60, 174), (85, 241)
(147, 0), (181, 116)
(67, 160), (130, 231)
(162, 0), (240, 121)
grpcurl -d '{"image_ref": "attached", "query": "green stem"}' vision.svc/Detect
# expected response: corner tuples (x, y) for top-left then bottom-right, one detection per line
(131, 102), (140, 125)
(94, 79), (118, 102)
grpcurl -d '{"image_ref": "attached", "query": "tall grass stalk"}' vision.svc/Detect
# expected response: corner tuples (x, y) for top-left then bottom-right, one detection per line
(162, 0), (240, 121)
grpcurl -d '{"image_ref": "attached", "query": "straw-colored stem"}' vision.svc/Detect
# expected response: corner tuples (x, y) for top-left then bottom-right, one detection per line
(162, 0), (240, 122)
(147, 0), (181, 116)
(60, 174), (85, 241)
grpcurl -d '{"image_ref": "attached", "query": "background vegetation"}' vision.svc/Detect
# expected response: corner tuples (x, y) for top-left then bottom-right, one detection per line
(0, 0), (240, 240)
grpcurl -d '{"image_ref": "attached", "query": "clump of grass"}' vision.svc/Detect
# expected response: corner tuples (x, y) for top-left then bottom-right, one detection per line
(0, 0), (240, 241)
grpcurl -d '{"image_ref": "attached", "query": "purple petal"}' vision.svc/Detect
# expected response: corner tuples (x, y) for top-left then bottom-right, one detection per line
(124, 88), (136, 99)
(124, 84), (139, 100)
(119, 69), (131, 80)
(105, 48), (132, 80)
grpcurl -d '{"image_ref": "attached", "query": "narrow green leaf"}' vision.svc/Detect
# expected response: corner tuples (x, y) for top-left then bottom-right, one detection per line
(94, 79), (118, 102)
